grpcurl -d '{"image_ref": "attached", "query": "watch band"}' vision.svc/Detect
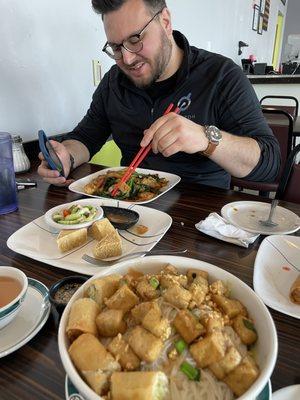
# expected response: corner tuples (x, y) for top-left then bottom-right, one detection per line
(201, 141), (218, 156)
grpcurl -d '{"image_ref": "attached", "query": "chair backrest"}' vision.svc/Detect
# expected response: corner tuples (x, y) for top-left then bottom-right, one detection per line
(276, 144), (300, 204)
(90, 139), (122, 167)
(260, 95), (299, 118)
(262, 108), (294, 176)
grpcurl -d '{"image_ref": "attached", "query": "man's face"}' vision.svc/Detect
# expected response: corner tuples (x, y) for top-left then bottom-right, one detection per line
(103, 0), (173, 88)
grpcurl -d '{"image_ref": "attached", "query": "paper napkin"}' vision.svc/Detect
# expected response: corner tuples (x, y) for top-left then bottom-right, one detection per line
(195, 212), (260, 248)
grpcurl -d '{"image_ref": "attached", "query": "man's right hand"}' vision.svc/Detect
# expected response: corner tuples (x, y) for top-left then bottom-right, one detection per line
(37, 140), (74, 186)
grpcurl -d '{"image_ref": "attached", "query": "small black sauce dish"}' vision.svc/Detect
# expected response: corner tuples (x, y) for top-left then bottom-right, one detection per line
(49, 275), (88, 319)
(102, 206), (139, 230)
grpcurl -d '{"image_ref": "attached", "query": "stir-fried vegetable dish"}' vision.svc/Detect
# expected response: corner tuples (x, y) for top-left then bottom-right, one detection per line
(84, 169), (168, 201)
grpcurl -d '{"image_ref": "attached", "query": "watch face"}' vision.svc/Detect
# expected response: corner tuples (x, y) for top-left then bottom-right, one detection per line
(208, 126), (222, 143)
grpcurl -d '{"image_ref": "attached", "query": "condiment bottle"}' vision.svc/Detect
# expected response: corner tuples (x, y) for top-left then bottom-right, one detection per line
(12, 135), (30, 173)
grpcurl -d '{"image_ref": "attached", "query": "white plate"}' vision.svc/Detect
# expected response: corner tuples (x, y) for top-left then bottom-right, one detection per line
(254, 235), (300, 319)
(272, 384), (300, 400)
(0, 278), (50, 358)
(68, 167), (181, 204)
(7, 199), (172, 275)
(64, 375), (272, 400)
(221, 201), (300, 235)
(44, 198), (104, 230)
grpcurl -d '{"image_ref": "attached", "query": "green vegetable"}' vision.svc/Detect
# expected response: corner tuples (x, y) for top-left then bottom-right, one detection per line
(149, 277), (160, 289)
(175, 339), (187, 354)
(180, 362), (201, 381)
(243, 318), (257, 333)
(52, 204), (97, 225)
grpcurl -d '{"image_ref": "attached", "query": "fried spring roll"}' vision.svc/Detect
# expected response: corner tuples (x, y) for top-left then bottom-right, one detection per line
(66, 298), (100, 342)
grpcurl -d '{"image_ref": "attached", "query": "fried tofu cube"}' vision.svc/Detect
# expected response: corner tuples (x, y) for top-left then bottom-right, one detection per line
(173, 310), (205, 344)
(209, 346), (242, 380)
(210, 280), (229, 296)
(189, 277), (209, 307)
(212, 294), (247, 319)
(187, 269), (209, 284)
(105, 285), (139, 313)
(160, 274), (188, 289)
(136, 279), (160, 300)
(233, 315), (258, 345)
(190, 331), (226, 368)
(131, 301), (154, 323)
(127, 326), (163, 363)
(84, 274), (121, 309)
(223, 355), (259, 397)
(96, 309), (126, 337)
(162, 264), (179, 275)
(163, 285), (192, 309)
(108, 334), (140, 371)
(142, 302), (171, 340)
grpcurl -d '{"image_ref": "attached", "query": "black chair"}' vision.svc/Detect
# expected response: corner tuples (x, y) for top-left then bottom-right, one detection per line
(231, 109), (294, 196)
(276, 144), (300, 204)
(260, 95), (299, 119)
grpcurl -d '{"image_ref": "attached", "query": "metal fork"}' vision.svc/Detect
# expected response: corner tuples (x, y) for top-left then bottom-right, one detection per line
(259, 199), (279, 227)
(82, 249), (187, 265)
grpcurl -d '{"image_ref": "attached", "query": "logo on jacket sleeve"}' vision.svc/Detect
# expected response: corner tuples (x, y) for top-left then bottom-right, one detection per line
(177, 93), (192, 112)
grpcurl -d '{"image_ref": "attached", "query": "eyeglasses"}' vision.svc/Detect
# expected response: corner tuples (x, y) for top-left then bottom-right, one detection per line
(102, 9), (163, 60)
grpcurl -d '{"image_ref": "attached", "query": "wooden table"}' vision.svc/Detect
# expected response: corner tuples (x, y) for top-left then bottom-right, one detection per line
(1, 161), (300, 400)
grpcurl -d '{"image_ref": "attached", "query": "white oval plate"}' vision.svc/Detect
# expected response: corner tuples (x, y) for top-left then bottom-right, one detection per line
(272, 384), (300, 399)
(0, 278), (50, 358)
(45, 198), (104, 230)
(254, 235), (300, 319)
(221, 201), (300, 235)
(68, 167), (181, 205)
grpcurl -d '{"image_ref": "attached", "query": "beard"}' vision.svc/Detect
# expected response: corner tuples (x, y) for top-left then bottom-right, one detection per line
(119, 28), (173, 89)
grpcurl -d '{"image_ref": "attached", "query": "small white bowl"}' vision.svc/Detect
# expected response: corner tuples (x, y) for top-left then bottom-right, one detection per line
(0, 267), (28, 329)
(58, 256), (278, 400)
(44, 199), (104, 230)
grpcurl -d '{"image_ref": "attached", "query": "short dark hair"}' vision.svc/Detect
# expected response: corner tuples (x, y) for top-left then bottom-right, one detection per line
(91, 0), (166, 15)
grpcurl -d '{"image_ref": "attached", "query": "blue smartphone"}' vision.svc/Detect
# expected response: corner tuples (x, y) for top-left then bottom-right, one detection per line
(38, 130), (65, 177)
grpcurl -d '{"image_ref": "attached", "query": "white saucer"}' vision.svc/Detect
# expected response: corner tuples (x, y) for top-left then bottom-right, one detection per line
(221, 201), (300, 235)
(0, 277), (50, 358)
(65, 375), (271, 400)
(273, 384), (300, 399)
(254, 235), (300, 319)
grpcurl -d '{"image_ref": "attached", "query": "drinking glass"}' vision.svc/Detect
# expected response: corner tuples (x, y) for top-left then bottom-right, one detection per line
(0, 132), (18, 215)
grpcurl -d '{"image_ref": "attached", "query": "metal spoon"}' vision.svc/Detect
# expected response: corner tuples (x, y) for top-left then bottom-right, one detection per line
(82, 249), (187, 266)
(259, 199), (279, 227)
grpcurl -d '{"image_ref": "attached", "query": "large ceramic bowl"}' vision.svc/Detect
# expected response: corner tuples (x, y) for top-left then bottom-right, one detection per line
(58, 256), (278, 400)
(0, 266), (28, 329)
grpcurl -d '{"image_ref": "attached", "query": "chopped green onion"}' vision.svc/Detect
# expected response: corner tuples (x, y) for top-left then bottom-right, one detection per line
(180, 361), (201, 381)
(149, 276), (160, 289)
(175, 339), (187, 354)
(243, 318), (257, 333)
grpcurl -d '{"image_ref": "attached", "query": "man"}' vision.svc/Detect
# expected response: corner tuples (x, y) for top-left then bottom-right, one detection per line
(38, 0), (280, 189)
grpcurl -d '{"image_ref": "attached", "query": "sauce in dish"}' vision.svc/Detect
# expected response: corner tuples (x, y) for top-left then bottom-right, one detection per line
(0, 277), (22, 307)
(102, 206), (139, 230)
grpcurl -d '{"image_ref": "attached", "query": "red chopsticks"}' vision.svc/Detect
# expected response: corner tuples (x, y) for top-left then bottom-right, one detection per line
(111, 103), (180, 197)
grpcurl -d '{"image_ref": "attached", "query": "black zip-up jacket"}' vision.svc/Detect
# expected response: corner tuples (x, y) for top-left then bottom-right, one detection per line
(64, 31), (280, 189)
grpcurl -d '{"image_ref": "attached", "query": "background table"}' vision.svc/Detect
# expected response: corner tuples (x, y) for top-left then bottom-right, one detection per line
(1, 161), (299, 400)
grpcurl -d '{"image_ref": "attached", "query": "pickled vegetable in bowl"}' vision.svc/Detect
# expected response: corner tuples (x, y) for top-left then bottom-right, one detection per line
(45, 199), (104, 230)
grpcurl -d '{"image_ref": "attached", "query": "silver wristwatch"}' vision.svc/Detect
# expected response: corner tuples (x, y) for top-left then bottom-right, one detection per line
(201, 125), (222, 156)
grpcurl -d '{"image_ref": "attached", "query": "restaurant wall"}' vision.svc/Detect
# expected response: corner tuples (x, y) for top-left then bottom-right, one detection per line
(0, 0), (288, 142)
